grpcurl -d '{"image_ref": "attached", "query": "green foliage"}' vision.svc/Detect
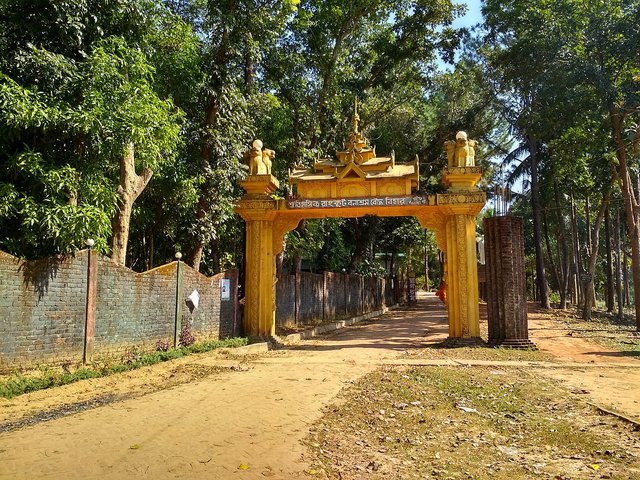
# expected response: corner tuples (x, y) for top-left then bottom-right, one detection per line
(0, 2), (188, 259)
(0, 366), (102, 399)
(315, 219), (353, 272)
(285, 219), (330, 266)
(0, 0), (494, 274)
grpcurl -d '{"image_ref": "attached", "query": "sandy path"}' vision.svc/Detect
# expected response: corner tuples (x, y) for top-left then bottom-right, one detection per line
(527, 312), (640, 421)
(1, 295), (639, 479)
(0, 303), (431, 480)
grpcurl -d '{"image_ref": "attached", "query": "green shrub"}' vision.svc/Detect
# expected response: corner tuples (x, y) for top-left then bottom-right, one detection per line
(0, 337), (249, 399)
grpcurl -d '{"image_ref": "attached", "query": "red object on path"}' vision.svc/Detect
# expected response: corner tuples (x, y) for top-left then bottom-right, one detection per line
(436, 281), (446, 303)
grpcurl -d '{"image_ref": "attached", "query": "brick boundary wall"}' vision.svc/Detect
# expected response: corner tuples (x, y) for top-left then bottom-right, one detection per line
(0, 250), (239, 370)
(1, 244), (403, 369)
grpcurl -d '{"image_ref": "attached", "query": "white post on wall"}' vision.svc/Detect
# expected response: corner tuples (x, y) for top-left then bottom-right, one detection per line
(83, 238), (96, 364)
(174, 252), (183, 348)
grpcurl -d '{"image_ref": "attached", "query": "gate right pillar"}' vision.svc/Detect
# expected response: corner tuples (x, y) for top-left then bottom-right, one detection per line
(483, 216), (536, 349)
(443, 212), (482, 344)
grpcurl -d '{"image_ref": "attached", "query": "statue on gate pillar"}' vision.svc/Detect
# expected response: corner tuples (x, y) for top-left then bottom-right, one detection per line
(444, 131), (477, 167)
(244, 139), (275, 175)
(239, 140), (279, 198)
(236, 140), (280, 338)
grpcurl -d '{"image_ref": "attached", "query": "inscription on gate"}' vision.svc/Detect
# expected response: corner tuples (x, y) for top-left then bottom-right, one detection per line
(287, 195), (433, 209)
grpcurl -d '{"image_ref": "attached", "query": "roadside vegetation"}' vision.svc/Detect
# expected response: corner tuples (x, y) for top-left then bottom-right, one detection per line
(0, 337), (248, 399)
(307, 366), (640, 479)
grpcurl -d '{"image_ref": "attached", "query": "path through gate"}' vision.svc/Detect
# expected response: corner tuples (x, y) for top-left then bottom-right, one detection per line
(235, 109), (485, 344)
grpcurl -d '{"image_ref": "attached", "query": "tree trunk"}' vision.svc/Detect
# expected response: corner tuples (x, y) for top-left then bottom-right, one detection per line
(543, 213), (561, 305)
(615, 209), (624, 320)
(187, 7), (234, 272)
(244, 48), (255, 93)
(187, 194), (208, 271)
(110, 143), (153, 266)
(624, 249), (630, 307)
(390, 252), (397, 277)
(529, 135), (550, 308)
(610, 110), (640, 330)
(348, 218), (364, 273)
(210, 236), (221, 274)
(311, 6), (368, 149)
(582, 191), (609, 320)
(145, 228), (155, 270)
(604, 206), (614, 312)
(570, 191), (582, 307)
(585, 196), (592, 256)
(554, 182), (571, 308)
(585, 195), (595, 309)
(291, 219), (307, 274)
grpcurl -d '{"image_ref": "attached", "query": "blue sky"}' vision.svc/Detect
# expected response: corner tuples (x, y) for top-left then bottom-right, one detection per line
(453, 0), (483, 29)
(436, 0), (483, 70)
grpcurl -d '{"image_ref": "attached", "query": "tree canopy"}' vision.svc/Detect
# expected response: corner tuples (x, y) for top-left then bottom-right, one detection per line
(1, 0), (639, 327)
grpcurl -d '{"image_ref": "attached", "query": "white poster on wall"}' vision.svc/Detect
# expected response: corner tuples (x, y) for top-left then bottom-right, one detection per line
(187, 289), (200, 309)
(220, 279), (231, 301)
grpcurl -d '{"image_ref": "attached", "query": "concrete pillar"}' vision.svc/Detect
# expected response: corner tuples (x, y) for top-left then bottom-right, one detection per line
(83, 248), (97, 364)
(244, 218), (276, 336)
(444, 213), (482, 345)
(235, 174), (279, 337)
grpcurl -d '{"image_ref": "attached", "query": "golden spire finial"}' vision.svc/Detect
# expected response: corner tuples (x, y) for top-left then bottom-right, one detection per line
(352, 97), (360, 134)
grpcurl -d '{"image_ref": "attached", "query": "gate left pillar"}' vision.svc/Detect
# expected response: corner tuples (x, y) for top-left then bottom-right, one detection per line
(236, 174), (280, 337)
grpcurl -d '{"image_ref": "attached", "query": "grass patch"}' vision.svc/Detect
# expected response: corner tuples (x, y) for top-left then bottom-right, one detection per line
(307, 366), (640, 479)
(0, 337), (248, 399)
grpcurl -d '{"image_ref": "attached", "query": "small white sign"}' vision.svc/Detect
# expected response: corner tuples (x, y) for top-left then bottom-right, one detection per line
(187, 289), (200, 309)
(220, 279), (231, 301)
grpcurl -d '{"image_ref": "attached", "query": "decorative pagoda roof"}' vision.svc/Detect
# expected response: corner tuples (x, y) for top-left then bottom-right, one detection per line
(289, 101), (419, 189)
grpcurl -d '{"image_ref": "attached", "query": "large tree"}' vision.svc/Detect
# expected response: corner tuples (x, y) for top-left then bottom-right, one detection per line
(163, 0), (299, 272)
(0, 1), (184, 262)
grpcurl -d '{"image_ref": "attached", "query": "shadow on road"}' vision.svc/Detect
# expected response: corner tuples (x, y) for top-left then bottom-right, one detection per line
(281, 293), (451, 352)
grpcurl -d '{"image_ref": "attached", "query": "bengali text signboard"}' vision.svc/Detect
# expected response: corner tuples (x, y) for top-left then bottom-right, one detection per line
(287, 196), (430, 209)
(407, 276), (417, 304)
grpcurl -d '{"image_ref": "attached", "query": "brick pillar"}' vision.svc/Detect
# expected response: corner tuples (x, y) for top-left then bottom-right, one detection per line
(484, 216), (536, 349)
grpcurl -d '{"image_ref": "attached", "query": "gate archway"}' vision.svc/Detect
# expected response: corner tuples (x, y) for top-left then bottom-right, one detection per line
(235, 113), (485, 344)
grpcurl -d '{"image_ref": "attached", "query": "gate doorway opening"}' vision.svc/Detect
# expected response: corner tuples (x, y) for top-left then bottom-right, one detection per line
(236, 111), (485, 344)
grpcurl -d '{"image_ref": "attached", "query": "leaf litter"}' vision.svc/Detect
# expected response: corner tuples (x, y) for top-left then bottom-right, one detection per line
(305, 366), (640, 479)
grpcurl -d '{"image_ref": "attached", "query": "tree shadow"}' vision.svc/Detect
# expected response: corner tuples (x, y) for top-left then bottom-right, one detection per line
(583, 350), (640, 359)
(19, 255), (66, 301)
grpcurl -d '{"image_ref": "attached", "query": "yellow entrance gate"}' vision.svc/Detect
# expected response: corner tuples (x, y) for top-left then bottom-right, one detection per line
(235, 113), (485, 343)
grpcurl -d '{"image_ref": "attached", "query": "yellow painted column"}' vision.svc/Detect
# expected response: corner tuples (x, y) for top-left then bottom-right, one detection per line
(235, 174), (280, 337)
(244, 216), (276, 336)
(445, 212), (481, 340)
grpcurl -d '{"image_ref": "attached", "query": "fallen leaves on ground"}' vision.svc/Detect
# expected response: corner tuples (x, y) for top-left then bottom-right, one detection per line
(306, 366), (640, 479)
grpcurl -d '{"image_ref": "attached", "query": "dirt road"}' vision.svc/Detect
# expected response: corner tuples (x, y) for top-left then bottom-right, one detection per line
(0, 294), (638, 479)
(528, 312), (640, 421)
